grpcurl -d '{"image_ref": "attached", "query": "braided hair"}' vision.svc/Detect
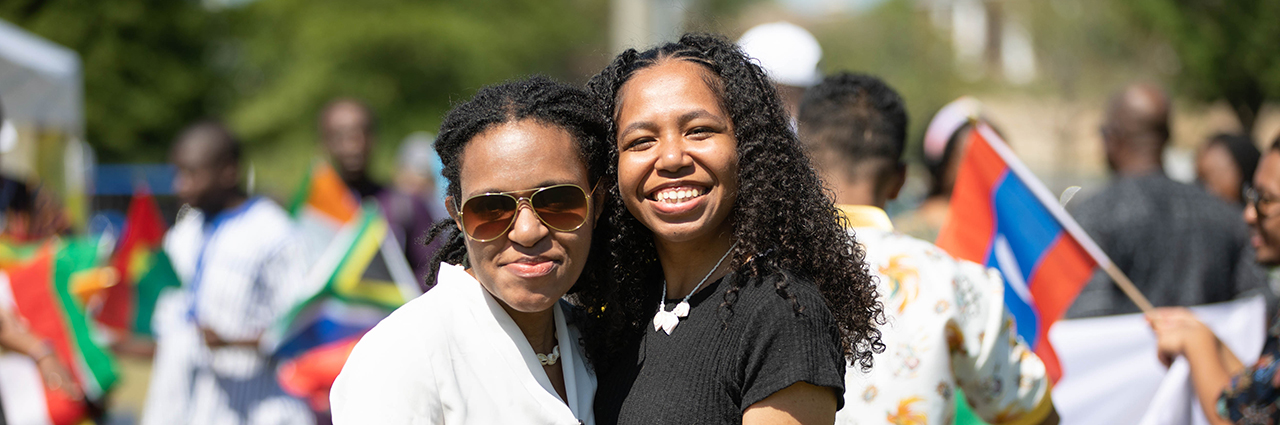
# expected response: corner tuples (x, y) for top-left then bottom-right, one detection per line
(583, 33), (885, 372)
(422, 77), (614, 356)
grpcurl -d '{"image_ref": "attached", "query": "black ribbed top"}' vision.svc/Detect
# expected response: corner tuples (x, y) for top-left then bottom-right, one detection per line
(594, 271), (846, 424)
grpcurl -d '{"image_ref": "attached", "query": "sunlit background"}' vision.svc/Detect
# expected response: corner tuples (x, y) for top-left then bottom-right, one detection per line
(2, 0), (1279, 420)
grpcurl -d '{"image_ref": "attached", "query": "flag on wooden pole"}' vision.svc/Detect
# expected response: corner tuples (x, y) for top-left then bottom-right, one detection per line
(936, 123), (1132, 382)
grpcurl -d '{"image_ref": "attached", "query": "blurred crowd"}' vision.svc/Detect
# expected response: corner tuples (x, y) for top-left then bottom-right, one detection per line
(0, 19), (1277, 425)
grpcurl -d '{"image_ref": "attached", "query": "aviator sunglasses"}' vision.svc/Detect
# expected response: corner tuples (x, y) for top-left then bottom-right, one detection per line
(453, 183), (596, 242)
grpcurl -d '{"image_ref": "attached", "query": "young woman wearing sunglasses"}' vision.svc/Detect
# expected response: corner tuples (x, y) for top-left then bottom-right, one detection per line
(582, 34), (885, 425)
(330, 76), (610, 424)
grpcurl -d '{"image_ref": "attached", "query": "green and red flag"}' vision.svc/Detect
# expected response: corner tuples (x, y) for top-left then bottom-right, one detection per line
(95, 188), (179, 338)
(0, 238), (119, 425)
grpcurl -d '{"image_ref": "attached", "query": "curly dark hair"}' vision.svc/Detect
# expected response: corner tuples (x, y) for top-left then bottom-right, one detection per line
(421, 76), (615, 360)
(583, 33), (885, 372)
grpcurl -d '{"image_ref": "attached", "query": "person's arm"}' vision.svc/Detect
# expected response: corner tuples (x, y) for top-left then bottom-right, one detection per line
(735, 275), (846, 425)
(0, 308), (83, 400)
(742, 382), (836, 425)
(1150, 307), (1235, 425)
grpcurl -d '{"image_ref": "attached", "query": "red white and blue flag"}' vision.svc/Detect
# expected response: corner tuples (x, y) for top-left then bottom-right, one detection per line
(936, 123), (1111, 383)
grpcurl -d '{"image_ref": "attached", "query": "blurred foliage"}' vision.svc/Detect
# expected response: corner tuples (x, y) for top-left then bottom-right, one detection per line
(3, 0), (608, 198)
(1121, 0), (1280, 132)
(220, 0), (608, 196)
(0, 0), (223, 163)
(3, 0), (1274, 197)
(1024, 0), (1164, 100)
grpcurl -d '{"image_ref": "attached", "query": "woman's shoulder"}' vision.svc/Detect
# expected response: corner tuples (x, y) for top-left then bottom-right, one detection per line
(733, 269), (828, 303)
(730, 269), (833, 322)
(361, 264), (477, 345)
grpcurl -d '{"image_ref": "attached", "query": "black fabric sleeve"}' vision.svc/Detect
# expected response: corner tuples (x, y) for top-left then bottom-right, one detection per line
(735, 275), (847, 412)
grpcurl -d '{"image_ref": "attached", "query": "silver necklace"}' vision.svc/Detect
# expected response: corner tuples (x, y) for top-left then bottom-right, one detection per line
(653, 242), (737, 335)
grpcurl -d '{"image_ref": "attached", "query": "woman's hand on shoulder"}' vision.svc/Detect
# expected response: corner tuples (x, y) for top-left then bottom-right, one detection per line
(742, 382), (837, 425)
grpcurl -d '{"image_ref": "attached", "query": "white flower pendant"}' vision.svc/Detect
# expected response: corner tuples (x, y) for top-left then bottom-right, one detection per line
(653, 301), (692, 335)
(672, 301), (690, 317)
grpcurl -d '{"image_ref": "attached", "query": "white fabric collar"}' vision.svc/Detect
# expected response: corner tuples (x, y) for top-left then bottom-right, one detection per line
(438, 263), (584, 419)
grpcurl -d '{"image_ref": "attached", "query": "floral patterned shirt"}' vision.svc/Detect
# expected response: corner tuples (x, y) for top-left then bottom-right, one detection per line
(837, 205), (1053, 425)
(1219, 313), (1280, 424)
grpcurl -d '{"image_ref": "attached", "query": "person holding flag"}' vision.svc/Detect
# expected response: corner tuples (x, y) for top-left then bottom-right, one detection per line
(798, 72), (1057, 425)
(142, 121), (312, 425)
(1151, 133), (1280, 425)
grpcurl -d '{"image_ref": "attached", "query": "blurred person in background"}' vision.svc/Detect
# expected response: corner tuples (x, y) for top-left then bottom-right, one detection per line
(320, 98), (439, 284)
(799, 72), (1057, 425)
(894, 97), (986, 242)
(1066, 84), (1267, 318)
(1151, 133), (1280, 425)
(382, 132), (446, 288)
(0, 96), (83, 422)
(0, 98), (68, 241)
(143, 121), (312, 425)
(0, 101), (33, 235)
(1197, 133), (1260, 208)
(737, 21), (822, 126)
(319, 98), (383, 200)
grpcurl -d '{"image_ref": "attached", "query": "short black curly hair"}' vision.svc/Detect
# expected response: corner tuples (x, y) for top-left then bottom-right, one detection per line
(798, 72), (908, 166)
(421, 76), (614, 360)
(584, 33), (885, 372)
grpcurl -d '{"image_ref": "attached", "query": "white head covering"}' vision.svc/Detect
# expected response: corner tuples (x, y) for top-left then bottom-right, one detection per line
(923, 96), (984, 163)
(737, 21), (822, 88)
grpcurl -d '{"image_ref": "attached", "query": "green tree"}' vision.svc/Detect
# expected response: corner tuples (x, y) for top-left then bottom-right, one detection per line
(1123, 0), (1280, 133)
(0, 0), (224, 163)
(220, 0), (608, 195)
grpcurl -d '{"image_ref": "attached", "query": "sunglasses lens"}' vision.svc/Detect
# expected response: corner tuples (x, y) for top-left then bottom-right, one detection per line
(462, 194), (518, 240)
(532, 185), (589, 231)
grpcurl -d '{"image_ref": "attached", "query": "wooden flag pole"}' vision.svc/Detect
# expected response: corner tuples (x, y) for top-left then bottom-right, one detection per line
(1101, 264), (1156, 315)
(1057, 185), (1156, 315)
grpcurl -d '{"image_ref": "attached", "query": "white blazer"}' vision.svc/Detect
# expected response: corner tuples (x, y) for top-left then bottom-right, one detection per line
(331, 263), (595, 425)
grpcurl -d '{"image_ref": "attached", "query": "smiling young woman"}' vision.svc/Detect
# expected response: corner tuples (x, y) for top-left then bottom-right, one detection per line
(330, 76), (611, 424)
(583, 34), (886, 425)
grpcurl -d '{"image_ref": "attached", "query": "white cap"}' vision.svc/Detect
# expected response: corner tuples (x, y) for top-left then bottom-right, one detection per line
(0, 120), (16, 154)
(737, 22), (822, 88)
(923, 96), (984, 163)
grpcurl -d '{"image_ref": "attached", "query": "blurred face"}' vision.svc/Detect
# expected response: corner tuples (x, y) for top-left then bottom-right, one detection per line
(1197, 143), (1243, 205)
(322, 103), (374, 178)
(171, 140), (233, 212)
(1246, 151), (1280, 266)
(452, 120), (599, 314)
(614, 60), (739, 247)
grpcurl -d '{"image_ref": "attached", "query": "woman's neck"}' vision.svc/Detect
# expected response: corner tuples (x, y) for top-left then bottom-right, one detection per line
(503, 304), (557, 354)
(654, 232), (735, 300)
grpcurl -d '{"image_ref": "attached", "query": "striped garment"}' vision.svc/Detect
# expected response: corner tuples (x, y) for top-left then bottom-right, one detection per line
(141, 199), (313, 425)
